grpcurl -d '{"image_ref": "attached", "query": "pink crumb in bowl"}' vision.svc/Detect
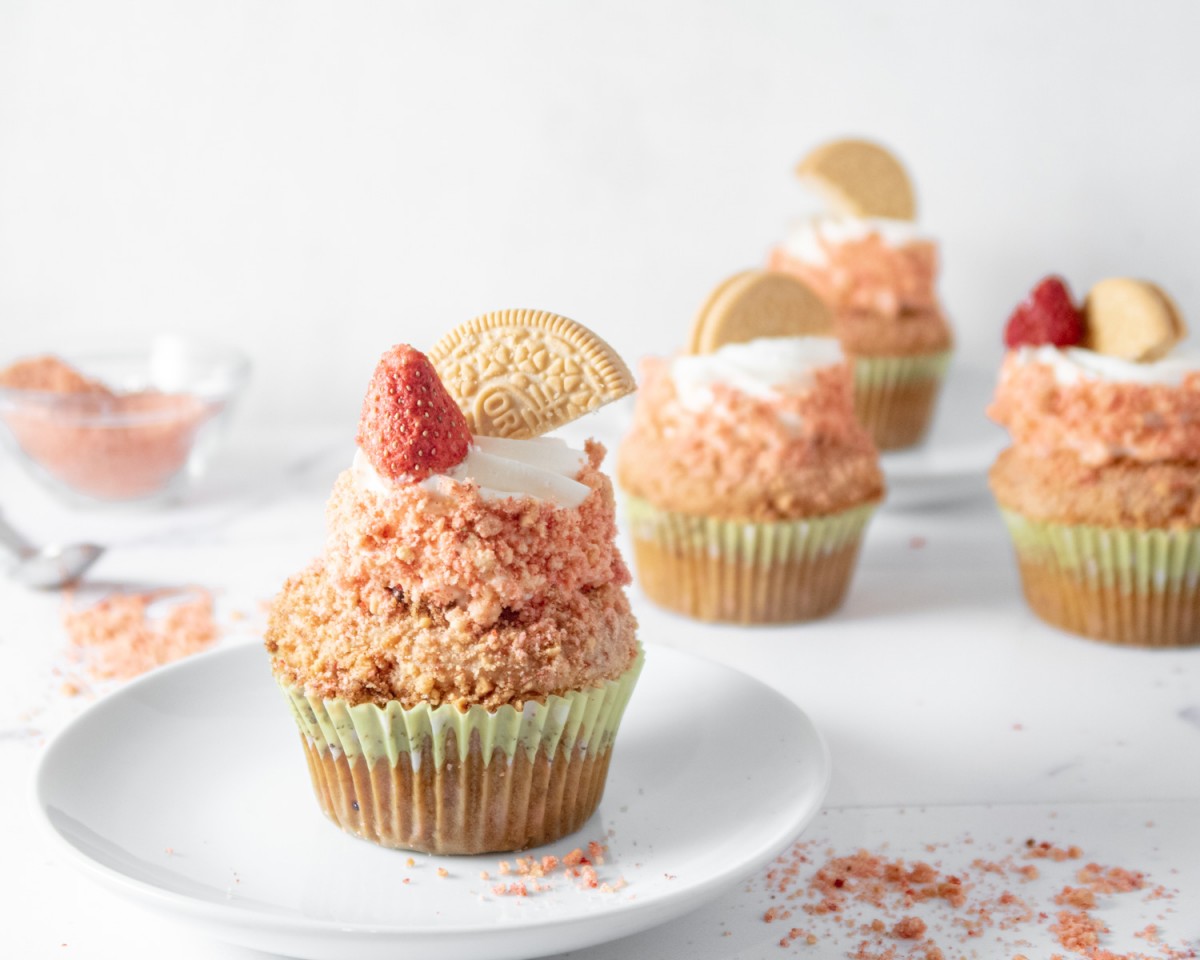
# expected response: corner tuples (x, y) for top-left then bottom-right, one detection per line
(0, 346), (248, 505)
(3, 390), (220, 499)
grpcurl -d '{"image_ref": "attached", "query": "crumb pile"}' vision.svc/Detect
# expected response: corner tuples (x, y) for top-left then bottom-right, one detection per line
(0, 355), (216, 499)
(755, 837), (1192, 960)
(482, 840), (628, 897)
(61, 587), (218, 685)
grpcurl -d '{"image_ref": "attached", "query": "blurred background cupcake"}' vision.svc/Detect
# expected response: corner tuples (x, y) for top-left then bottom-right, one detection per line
(618, 270), (884, 624)
(989, 274), (1200, 647)
(767, 139), (952, 450)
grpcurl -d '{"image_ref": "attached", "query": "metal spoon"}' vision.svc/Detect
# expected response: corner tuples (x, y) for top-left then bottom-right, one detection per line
(0, 512), (104, 589)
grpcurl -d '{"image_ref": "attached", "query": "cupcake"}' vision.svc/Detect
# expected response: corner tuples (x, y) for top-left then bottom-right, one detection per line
(265, 310), (642, 853)
(766, 138), (952, 449)
(619, 271), (884, 624)
(988, 275), (1199, 647)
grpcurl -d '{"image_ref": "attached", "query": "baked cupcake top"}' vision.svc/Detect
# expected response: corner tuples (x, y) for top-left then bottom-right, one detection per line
(618, 335), (884, 521)
(766, 138), (952, 356)
(266, 315), (639, 709)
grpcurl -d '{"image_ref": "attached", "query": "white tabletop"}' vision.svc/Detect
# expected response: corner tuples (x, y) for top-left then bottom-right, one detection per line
(4, 417), (1198, 958)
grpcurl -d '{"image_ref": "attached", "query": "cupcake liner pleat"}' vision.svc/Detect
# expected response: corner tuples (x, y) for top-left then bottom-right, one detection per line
(851, 351), (950, 451)
(280, 650), (642, 853)
(625, 496), (875, 624)
(1000, 509), (1200, 647)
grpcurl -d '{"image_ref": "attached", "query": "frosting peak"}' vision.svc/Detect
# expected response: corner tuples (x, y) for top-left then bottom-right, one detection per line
(355, 435), (591, 508)
(669, 336), (844, 411)
(1011, 344), (1200, 388)
(781, 216), (927, 266)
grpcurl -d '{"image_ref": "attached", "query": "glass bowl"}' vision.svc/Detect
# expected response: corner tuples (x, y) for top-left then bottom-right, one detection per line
(0, 337), (251, 507)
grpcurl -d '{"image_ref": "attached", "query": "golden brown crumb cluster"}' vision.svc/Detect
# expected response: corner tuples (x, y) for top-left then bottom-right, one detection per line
(989, 447), (1200, 528)
(265, 563), (636, 708)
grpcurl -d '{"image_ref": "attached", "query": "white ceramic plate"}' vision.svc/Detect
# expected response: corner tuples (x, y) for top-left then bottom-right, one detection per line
(36, 642), (830, 960)
(882, 364), (1007, 510)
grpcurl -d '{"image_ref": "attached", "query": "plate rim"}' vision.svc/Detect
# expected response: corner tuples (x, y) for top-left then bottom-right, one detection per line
(34, 641), (831, 942)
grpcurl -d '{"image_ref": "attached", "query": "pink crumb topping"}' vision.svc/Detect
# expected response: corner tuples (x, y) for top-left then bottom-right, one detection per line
(323, 440), (629, 628)
(989, 354), (1200, 465)
(767, 232), (939, 317)
(618, 356), (882, 520)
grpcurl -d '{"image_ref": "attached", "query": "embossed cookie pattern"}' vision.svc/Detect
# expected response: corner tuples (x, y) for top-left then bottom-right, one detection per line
(429, 309), (636, 439)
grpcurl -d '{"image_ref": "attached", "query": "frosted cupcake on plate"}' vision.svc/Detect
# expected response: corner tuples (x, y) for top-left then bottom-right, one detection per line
(767, 138), (952, 449)
(989, 275), (1200, 647)
(619, 270), (884, 624)
(265, 310), (642, 853)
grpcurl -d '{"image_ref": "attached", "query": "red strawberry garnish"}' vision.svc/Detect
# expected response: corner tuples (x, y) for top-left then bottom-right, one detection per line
(1003, 276), (1085, 349)
(356, 344), (472, 482)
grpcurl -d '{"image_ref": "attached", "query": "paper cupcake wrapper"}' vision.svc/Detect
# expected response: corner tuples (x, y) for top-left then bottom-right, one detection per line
(279, 651), (643, 853)
(851, 351), (950, 451)
(852, 351), (951, 388)
(1000, 508), (1200, 647)
(624, 495), (875, 623)
(281, 649), (643, 769)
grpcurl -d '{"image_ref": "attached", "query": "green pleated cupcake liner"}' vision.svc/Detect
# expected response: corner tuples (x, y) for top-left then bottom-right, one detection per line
(623, 495), (876, 623)
(850, 351), (950, 451)
(625, 495), (876, 565)
(281, 648), (644, 770)
(1000, 510), (1200, 590)
(852, 350), (951, 388)
(999, 508), (1200, 647)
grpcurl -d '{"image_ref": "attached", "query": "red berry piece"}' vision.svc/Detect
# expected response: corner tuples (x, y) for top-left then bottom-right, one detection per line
(1003, 276), (1085, 349)
(357, 344), (472, 482)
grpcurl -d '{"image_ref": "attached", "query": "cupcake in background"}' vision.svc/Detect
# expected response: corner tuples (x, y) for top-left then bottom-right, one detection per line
(989, 275), (1200, 647)
(767, 138), (952, 449)
(265, 311), (643, 853)
(619, 270), (884, 624)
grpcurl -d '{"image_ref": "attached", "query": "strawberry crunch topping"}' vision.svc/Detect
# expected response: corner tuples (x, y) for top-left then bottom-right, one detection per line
(1004, 276), (1086, 349)
(356, 344), (472, 483)
(770, 233), (939, 318)
(989, 355), (1200, 465)
(324, 440), (628, 629)
(619, 356), (883, 521)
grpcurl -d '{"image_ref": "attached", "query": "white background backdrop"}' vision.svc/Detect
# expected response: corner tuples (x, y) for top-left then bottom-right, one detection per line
(2, 0), (1198, 428)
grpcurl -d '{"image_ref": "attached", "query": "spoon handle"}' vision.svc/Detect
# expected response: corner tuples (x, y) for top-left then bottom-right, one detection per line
(0, 512), (36, 560)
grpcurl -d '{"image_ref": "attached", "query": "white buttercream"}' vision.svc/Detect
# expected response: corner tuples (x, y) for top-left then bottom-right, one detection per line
(1013, 345), (1200, 388)
(781, 216), (927, 266)
(352, 436), (590, 508)
(669, 336), (844, 411)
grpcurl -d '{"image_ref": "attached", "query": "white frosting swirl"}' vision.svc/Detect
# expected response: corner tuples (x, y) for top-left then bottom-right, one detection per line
(1013, 345), (1200, 387)
(669, 336), (844, 411)
(782, 216), (927, 266)
(352, 436), (590, 508)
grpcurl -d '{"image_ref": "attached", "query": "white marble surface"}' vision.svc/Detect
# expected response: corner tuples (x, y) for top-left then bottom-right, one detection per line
(3, 407), (1199, 958)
